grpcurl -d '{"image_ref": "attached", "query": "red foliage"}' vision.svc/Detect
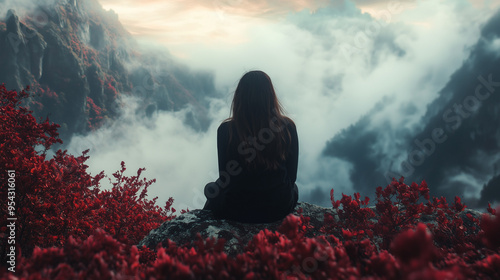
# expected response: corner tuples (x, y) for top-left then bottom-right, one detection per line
(38, 86), (59, 100)
(374, 178), (430, 248)
(14, 230), (143, 279)
(481, 206), (500, 250)
(104, 75), (118, 99)
(82, 48), (100, 68)
(390, 223), (436, 269)
(1, 86), (499, 279)
(0, 85), (174, 275)
(487, 203), (497, 215)
(324, 189), (375, 240)
(85, 96), (105, 130)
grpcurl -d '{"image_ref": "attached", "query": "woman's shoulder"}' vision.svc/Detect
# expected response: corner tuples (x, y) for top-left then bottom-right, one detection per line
(218, 119), (232, 129)
(282, 116), (296, 131)
(217, 119), (233, 136)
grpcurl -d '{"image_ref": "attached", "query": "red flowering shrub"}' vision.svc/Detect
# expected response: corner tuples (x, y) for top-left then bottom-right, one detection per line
(0, 85), (174, 273)
(325, 190), (375, 240)
(487, 203), (497, 215)
(1, 85), (499, 279)
(13, 229), (143, 279)
(374, 178), (430, 249)
(85, 96), (105, 129)
(91, 162), (175, 246)
(481, 207), (500, 250)
(104, 75), (119, 99)
(390, 223), (436, 269)
(426, 196), (482, 255)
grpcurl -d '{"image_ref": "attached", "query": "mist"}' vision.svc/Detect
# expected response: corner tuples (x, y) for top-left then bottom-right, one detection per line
(66, 0), (499, 210)
(0, 0), (57, 19)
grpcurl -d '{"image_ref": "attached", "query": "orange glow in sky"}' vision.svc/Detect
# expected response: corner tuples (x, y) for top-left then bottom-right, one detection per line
(98, 0), (329, 45)
(97, 0), (500, 49)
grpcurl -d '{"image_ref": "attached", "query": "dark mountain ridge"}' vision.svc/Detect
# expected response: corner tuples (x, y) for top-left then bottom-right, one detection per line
(324, 9), (500, 209)
(0, 0), (216, 140)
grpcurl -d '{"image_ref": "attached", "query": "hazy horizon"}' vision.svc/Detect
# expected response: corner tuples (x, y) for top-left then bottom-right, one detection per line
(63, 0), (500, 211)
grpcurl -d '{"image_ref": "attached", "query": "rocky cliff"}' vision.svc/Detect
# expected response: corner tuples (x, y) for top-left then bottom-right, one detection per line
(0, 0), (216, 140)
(323, 9), (500, 209)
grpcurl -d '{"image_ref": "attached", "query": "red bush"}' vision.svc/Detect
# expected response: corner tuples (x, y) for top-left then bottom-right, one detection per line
(85, 96), (105, 130)
(481, 207), (500, 250)
(0, 85), (174, 275)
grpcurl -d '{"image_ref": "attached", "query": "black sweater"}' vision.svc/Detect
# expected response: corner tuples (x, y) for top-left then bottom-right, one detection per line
(204, 120), (299, 223)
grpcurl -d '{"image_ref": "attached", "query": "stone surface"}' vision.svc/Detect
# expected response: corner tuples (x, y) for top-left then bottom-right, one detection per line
(138, 202), (487, 257)
(138, 202), (338, 256)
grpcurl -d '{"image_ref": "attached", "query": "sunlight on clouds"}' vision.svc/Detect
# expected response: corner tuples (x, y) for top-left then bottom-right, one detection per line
(356, 0), (417, 17)
(469, 0), (500, 9)
(98, 0), (328, 45)
(97, 0), (500, 47)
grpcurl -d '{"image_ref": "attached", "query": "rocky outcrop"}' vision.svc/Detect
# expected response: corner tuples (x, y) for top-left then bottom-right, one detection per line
(0, 10), (47, 91)
(138, 202), (486, 257)
(138, 202), (337, 257)
(0, 0), (217, 140)
(0, 2), (129, 138)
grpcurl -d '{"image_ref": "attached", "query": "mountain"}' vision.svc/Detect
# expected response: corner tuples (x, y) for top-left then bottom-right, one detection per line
(323, 9), (500, 209)
(0, 0), (216, 140)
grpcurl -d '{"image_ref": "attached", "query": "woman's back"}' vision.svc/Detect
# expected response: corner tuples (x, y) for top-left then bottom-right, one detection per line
(203, 70), (299, 223)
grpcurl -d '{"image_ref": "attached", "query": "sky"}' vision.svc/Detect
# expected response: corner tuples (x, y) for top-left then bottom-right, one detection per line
(66, 0), (500, 210)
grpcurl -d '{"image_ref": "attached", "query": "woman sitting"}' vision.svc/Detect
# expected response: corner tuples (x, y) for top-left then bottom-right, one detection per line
(203, 70), (299, 223)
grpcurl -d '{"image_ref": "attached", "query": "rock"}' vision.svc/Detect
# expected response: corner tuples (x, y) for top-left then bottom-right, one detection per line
(89, 21), (106, 50)
(6, 9), (24, 39)
(0, 9), (47, 91)
(138, 202), (487, 257)
(138, 202), (338, 257)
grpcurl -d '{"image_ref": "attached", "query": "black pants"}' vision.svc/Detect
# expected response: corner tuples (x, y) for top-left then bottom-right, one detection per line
(202, 182), (298, 213)
(202, 182), (220, 211)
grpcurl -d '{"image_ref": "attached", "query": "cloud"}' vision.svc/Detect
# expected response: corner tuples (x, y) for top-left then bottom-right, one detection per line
(0, 0), (56, 20)
(191, 0), (494, 206)
(97, 0), (329, 46)
(68, 0), (499, 210)
(68, 95), (229, 211)
(98, 0), (500, 46)
(323, 3), (500, 208)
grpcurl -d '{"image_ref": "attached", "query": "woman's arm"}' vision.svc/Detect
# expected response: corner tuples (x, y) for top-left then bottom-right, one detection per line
(204, 122), (231, 213)
(286, 122), (299, 183)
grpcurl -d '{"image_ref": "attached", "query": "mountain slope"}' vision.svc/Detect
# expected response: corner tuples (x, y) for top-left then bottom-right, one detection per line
(323, 9), (500, 208)
(0, 0), (216, 140)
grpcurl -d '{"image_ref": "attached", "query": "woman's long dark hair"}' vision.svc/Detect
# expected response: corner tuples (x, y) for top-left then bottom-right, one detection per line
(226, 70), (293, 170)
